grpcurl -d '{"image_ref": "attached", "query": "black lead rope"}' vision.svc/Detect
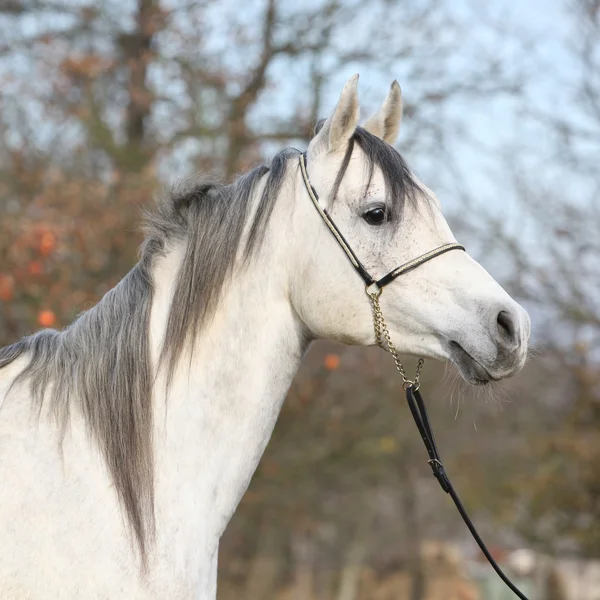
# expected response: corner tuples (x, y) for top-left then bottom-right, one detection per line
(405, 385), (529, 600)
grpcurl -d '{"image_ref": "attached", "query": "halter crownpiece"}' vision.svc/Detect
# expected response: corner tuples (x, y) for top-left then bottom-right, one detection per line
(299, 151), (530, 600)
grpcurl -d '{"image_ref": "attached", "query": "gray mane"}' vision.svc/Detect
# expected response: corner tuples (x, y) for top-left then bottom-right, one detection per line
(0, 128), (418, 564)
(0, 147), (298, 563)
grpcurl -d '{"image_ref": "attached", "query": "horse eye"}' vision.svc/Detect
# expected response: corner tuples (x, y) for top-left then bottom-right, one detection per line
(363, 207), (387, 226)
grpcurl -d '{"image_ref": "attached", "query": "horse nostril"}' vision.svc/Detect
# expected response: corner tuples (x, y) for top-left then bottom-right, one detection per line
(496, 310), (517, 345)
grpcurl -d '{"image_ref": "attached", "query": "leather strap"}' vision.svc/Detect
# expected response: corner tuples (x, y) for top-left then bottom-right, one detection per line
(405, 386), (529, 600)
(375, 243), (465, 289)
(299, 153), (465, 290)
(299, 152), (375, 285)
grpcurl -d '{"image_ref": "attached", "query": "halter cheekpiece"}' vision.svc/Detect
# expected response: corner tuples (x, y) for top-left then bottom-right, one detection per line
(299, 151), (529, 600)
(298, 152), (465, 291)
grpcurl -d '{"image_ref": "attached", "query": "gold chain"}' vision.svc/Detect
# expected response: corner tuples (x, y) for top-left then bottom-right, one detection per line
(366, 286), (424, 390)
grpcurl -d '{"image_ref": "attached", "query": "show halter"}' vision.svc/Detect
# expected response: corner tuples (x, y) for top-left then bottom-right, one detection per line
(299, 152), (529, 600)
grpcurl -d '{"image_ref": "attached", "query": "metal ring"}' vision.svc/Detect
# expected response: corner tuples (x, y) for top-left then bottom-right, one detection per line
(403, 380), (420, 392)
(365, 283), (382, 298)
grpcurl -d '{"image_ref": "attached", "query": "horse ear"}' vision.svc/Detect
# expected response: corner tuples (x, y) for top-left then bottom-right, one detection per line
(363, 80), (403, 145)
(311, 74), (360, 153)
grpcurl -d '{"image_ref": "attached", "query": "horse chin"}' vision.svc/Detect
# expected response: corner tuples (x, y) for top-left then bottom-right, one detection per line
(448, 341), (495, 386)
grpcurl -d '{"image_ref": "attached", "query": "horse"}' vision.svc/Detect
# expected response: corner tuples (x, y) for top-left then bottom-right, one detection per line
(0, 75), (530, 599)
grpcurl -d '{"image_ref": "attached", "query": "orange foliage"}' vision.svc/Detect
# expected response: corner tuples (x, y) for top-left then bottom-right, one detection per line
(0, 163), (158, 346)
(39, 231), (56, 256)
(324, 353), (341, 370)
(37, 310), (56, 327)
(28, 261), (44, 275)
(0, 275), (14, 302)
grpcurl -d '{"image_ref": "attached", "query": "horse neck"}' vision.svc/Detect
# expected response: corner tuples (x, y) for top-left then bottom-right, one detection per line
(147, 234), (307, 556)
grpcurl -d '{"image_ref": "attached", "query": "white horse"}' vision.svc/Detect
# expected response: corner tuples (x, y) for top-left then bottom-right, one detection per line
(0, 75), (530, 599)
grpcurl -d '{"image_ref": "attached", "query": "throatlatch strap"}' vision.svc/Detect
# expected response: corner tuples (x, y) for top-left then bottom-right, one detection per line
(405, 386), (530, 600)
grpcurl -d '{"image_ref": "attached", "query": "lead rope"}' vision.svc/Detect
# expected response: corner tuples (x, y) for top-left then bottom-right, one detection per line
(366, 286), (530, 600)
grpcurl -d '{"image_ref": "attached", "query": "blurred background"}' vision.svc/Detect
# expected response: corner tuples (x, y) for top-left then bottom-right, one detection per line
(0, 0), (599, 598)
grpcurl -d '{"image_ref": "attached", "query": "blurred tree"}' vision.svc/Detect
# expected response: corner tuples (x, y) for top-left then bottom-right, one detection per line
(454, 0), (600, 559)
(0, 0), (526, 177)
(0, 0), (526, 347)
(1, 0), (584, 597)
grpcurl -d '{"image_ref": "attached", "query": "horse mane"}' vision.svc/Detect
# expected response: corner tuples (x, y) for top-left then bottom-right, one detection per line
(0, 147), (299, 563)
(0, 128), (419, 564)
